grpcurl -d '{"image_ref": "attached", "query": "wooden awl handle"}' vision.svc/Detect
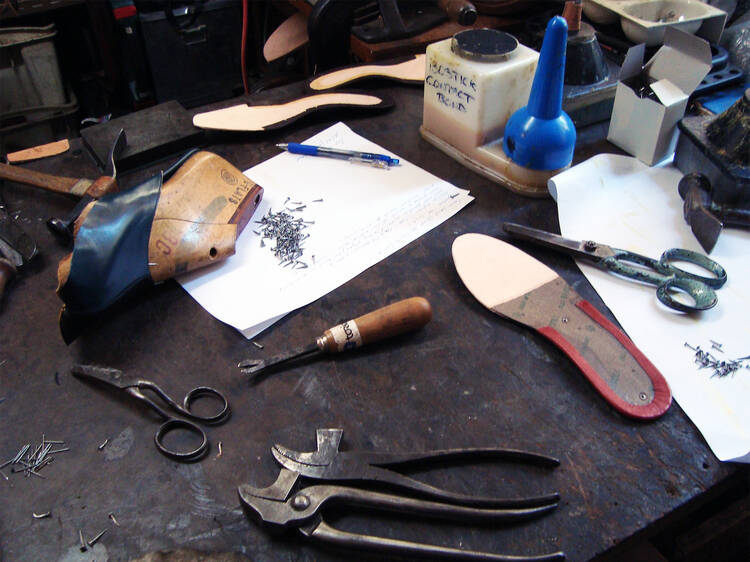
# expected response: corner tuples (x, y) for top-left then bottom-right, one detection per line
(318, 297), (432, 353)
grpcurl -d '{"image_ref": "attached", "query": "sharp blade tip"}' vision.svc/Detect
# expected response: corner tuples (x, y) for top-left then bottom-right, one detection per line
(237, 359), (262, 368)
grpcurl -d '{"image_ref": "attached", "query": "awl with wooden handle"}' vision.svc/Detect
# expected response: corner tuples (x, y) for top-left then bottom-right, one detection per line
(238, 297), (433, 378)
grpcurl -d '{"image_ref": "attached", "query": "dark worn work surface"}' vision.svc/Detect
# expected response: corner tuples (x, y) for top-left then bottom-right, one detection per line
(0, 82), (745, 562)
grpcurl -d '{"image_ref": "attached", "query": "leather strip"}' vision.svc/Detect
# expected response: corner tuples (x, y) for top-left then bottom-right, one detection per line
(575, 300), (672, 419)
(58, 174), (162, 314)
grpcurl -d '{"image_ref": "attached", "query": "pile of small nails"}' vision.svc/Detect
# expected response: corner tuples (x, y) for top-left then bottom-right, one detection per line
(684, 341), (750, 378)
(0, 434), (69, 481)
(253, 198), (320, 269)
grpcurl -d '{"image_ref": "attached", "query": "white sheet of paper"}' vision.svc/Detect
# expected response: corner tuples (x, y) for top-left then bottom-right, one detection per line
(178, 122), (473, 338)
(549, 154), (750, 463)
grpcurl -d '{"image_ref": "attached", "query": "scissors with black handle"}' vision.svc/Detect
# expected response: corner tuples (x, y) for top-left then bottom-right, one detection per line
(72, 364), (230, 461)
(503, 223), (727, 313)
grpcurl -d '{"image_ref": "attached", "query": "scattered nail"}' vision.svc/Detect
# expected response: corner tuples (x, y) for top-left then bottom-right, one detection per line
(87, 529), (107, 547)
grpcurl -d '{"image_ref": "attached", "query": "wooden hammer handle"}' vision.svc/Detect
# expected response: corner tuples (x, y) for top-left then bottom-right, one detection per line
(0, 161), (90, 196)
(319, 297), (433, 353)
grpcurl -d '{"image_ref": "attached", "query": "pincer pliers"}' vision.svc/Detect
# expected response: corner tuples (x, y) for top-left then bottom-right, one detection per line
(238, 428), (565, 561)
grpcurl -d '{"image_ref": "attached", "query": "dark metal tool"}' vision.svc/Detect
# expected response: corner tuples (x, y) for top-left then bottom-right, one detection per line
(238, 428), (564, 561)
(271, 427), (560, 508)
(0, 192), (38, 305)
(675, 88), (750, 209)
(503, 222), (727, 313)
(678, 173), (750, 254)
(47, 128), (127, 243)
(72, 364), (230, 462)
(238, 297), (432, 378)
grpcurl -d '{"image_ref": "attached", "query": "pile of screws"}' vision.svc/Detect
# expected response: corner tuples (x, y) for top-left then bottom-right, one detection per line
(684, 342), (750, 378)
(0, 435), (69, 481)
(253, 198), (319, 269)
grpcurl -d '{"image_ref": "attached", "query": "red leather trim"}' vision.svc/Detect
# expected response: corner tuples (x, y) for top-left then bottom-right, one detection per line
(113, 5), (137, 19)
(537, 300), (672, 420)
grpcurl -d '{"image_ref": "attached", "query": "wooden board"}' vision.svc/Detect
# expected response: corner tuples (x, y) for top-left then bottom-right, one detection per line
(81, 101), (204, 173)
(350, 14), (517, 61)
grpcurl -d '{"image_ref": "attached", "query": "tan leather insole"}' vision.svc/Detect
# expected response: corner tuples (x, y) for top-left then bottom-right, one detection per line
(192, 93), (385, 132)
(7, 139), (70, 163)
(263, 12), (308, 62)
(451, 232), (672, 420)
(308, 54), (426, 91)
(452, 232), (559, 308)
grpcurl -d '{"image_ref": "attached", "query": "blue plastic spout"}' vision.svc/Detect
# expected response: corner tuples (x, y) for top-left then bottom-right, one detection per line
(503, 16), (576, 171)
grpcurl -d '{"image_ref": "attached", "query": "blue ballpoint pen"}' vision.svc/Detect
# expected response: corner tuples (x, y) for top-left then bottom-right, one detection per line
(277, 143), (400, 168)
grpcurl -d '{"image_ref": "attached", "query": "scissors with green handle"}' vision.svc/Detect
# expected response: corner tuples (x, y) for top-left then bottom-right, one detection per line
(502, 223), (727, 313)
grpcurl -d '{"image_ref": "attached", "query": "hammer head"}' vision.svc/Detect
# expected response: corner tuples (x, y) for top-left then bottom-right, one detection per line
(678, 173), (722, 254)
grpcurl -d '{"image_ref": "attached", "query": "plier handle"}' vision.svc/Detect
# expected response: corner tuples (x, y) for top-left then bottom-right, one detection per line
(238, 429), (565, 561)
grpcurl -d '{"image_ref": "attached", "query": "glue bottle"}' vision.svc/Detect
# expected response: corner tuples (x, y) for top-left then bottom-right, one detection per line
(421, 28), (539, 158)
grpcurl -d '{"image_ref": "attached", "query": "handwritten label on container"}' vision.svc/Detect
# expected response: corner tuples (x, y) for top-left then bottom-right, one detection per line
(425, 59), (477, 113)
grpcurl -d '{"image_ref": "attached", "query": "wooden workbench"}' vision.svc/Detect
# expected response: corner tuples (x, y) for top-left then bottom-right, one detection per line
(0, 80), (747, 562)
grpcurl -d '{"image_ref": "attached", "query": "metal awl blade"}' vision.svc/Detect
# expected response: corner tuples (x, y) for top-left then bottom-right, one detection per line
(238, 342), (320, 376)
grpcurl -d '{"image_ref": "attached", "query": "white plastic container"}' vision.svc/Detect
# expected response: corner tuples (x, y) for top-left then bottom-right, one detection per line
(422, 30), (538, 157)
(421, 29), (549, 196)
